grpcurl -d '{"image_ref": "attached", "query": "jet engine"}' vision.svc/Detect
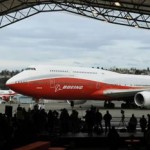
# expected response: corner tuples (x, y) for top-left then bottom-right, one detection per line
(134, 91), (150, 107)
(67, 100), (87, 105)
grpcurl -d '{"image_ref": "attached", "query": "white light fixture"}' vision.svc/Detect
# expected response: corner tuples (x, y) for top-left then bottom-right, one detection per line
(114, 2), (121, 7)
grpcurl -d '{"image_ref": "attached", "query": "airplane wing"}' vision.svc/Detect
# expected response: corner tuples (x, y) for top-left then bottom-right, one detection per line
(103, 88), (150, 98)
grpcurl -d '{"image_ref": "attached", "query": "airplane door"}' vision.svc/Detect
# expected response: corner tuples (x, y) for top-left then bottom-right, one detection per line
(50, 79), (55, 88)
(96, 82), (100, 89)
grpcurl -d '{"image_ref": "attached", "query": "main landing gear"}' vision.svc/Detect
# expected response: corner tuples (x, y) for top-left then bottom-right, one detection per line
(104, 101), (115, 109)
(121, 101), (138, 109)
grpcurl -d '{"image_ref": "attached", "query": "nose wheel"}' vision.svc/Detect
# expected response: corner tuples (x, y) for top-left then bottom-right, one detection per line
(70, 101), (74, 109)
(31, 98), (45, 110)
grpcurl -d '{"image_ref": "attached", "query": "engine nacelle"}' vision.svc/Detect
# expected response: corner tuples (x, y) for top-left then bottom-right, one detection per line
(67, 100), (87, 105)
(134, 91), (150, 107)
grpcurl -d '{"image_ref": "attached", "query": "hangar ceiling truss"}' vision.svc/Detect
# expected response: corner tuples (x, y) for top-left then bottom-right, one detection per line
(0, 0), (150, 29)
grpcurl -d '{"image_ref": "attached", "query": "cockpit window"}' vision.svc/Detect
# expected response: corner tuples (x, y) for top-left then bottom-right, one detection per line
(25, 67), (36, 71)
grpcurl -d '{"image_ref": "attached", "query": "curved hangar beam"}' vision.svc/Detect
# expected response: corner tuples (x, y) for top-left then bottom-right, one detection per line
(0, 0), (150, 29)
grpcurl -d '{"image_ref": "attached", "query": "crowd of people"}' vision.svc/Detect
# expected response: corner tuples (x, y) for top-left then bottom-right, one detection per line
(1, 104), (150, 149)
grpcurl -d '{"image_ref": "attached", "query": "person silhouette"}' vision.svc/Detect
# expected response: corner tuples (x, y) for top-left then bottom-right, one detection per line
(128, 114), (137, 132)
(103, 110), (112, 133)
(140, 115), (147, 132)
(107, 126), (120, 150)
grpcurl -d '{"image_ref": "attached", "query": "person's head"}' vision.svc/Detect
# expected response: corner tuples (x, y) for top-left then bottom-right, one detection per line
(121, 110), (124, 114)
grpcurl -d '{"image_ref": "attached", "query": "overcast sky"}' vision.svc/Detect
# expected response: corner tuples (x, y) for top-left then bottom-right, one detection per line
(0, 12), (150, 71)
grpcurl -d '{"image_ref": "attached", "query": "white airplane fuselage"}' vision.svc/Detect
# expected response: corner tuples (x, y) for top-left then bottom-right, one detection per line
(6, 65), (150, 107)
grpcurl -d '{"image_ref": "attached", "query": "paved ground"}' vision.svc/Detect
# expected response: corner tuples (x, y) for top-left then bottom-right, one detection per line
(1, 100), (150, 119)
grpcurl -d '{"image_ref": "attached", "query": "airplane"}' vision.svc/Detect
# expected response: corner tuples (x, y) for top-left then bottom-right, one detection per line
(5, 65), (150, 108)
(0, 89), (16, 102)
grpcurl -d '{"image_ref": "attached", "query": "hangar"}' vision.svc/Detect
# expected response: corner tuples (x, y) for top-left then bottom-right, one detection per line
(0, 0), (150, 29)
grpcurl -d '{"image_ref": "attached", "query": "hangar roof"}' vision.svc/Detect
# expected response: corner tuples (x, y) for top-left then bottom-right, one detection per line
(0, 0), (150, 29)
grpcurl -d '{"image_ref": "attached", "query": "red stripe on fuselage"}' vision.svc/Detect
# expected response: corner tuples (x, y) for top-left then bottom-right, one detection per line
(7, 77), (139, 100)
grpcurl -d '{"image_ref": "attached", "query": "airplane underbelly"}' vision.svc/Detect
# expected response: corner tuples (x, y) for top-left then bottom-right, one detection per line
(7, 77), (139, 100)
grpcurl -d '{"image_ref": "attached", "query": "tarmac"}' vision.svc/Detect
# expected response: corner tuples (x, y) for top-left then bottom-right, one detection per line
(1, 100), (150, 118)
(1, 100), (150, 130)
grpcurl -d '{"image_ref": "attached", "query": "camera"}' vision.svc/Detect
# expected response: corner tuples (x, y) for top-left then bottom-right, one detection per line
(121, 110), (125, 122)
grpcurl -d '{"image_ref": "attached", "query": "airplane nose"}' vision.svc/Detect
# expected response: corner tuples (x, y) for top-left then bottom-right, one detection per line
(6, 78), (15, 86)
(6, 77), (17, 90)
(6, 77), (20, 93)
